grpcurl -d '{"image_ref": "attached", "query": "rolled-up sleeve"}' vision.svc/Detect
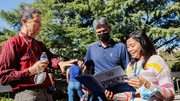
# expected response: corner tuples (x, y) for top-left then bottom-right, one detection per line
(0, 40), (29, 86)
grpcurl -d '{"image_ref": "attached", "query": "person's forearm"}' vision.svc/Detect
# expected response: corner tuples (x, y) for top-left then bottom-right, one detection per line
(115, 92), (131, 101)
(66, 78), (69, 83)
(0, 68), (29, 85)
(153, 83), (175, 100)
(28, 66), (37, 76)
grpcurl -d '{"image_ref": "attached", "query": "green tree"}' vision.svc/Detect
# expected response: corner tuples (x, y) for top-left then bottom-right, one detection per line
(160, 51), (180, 70)
(0, 0), (179, 60)
(0, 0), (180, 99)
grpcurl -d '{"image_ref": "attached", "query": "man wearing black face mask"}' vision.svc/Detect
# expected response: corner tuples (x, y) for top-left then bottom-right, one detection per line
(83, 17), (131, 101)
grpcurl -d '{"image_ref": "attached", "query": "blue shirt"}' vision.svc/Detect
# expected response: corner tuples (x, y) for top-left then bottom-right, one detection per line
(69, 65), (81, 82)
(85, 39), (130, 75)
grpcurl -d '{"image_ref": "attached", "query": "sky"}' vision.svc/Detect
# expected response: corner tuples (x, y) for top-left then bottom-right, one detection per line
(0, 0), (35, 31)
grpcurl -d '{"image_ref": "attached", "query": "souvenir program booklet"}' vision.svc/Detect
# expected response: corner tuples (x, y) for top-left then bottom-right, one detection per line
(75, 66), (136, 94)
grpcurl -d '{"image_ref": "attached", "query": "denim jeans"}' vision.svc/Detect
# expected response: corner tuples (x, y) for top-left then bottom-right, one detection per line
(89, 93), (108, 101)
(68, 81), (83, 101)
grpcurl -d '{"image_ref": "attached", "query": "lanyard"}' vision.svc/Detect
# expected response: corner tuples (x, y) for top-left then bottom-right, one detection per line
(131, 60), (144, 100)
(134, 61), (143, 76)
(19, 33), (38, 61)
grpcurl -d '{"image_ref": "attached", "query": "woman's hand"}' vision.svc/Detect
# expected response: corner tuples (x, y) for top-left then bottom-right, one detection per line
(125, 75), (150, 89)
(105, 90), (117, 100)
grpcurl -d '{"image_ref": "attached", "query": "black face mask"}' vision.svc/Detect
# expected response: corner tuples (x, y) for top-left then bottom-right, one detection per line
(97, 32), (110, 43)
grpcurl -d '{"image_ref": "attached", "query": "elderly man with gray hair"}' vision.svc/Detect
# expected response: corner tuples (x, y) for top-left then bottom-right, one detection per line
(0, 6), (77, 101)
(83, 17), (131, 101)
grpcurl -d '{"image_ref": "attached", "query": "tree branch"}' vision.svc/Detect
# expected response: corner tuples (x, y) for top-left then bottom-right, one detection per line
(152, 37), (162, 44)
(145, 1), (159, 24)
(147, 10), (176, 25)
(157, 35), (179, 49)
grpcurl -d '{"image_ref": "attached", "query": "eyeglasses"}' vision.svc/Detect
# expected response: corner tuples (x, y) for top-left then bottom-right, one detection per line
(96, 28), (109, 34)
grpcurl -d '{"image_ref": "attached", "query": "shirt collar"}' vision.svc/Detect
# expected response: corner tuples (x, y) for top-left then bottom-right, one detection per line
(97, 39), (116, 47)
(20, 31), (34, 42)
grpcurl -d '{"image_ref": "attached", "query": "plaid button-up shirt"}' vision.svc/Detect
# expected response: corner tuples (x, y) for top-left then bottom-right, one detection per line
(0, 31), (61, 91)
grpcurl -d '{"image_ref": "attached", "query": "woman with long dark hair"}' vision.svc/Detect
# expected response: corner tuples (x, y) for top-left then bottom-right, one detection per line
(105, 30), (175, 101)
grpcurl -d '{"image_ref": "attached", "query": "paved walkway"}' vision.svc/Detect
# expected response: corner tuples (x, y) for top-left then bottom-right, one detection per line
(175, 94), (180, 101)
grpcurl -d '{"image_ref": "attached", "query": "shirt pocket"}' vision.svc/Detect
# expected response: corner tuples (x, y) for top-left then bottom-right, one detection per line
(20, 53), (34, 61)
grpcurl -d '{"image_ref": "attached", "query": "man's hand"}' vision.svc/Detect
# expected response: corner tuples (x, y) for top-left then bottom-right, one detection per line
(28, 59), (49, 76)
(58, 59), (78, 73)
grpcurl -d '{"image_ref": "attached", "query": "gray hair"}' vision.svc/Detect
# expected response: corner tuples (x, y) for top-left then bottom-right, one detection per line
(19, 6), (41, 27)
(93, 17), (109, 29)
